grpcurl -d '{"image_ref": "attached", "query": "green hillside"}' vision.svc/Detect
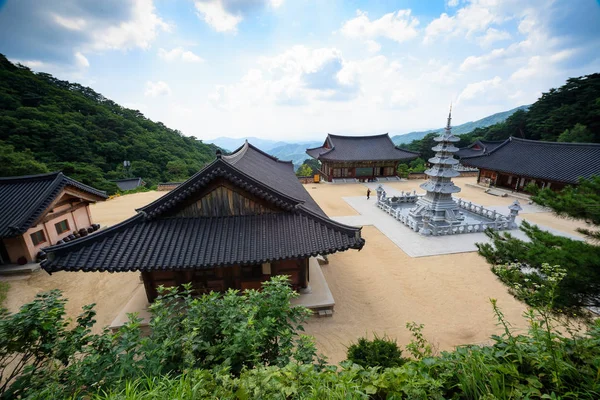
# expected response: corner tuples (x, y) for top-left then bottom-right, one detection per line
(0, 54), (218, 193)
(391, 105), (529, 145)
(402, 73), (600, 161)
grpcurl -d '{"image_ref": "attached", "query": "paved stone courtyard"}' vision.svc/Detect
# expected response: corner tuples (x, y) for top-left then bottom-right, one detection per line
(332, 183), (582, 258)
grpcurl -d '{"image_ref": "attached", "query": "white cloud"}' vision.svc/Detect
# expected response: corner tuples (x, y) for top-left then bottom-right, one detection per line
(460, 47), (507, 71)
(365, 40), (382, 53)
(158, 47), (204, 63)
(457, 76), (502, 103)
(447, 0), (460, 6)
(74, 52), (90, 68)
(477, 27), (511, 47)
(424, 0), (503, 44)
(91, 0), (170, 50)
(194, 0), (282, 33)
(194, 0), (242, 33)
(389, 90), (416, 108)
(211, 46), (364, 110)
(52, 13), (86, 31)
(145, 81), (172, 97)
(510, 56), (541, 80)
(341, 9), (419, 43)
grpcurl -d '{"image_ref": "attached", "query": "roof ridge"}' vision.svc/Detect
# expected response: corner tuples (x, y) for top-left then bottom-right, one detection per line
(328, 133), (390, 139)
(0, 171), (61, 182)
(510, 136), (600, 147)
(137, 158), (305, 217)
(8, 173), (66, 232)
(296, 205), (363, 237)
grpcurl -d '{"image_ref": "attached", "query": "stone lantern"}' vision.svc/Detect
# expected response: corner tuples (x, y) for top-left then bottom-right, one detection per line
(420, 207), (433, 236)
(508, 200), (522, 228)
(376, 184), (384, 202)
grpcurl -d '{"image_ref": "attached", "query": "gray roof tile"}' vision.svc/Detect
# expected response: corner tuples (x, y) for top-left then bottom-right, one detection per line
(306, 134), (419, 162)
(462, 137), (600, 184)
(0, 172), (107, 238)
(41, 143), (364, 272)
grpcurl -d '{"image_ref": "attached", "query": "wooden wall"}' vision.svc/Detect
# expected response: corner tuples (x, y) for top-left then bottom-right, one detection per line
(141, 258), (309, 302)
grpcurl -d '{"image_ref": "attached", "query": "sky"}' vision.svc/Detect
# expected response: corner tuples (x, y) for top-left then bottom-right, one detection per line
(0, 0), (599, 142)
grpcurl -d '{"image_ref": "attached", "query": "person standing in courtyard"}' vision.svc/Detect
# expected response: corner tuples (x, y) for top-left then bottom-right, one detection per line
(367, 188), (371, 200)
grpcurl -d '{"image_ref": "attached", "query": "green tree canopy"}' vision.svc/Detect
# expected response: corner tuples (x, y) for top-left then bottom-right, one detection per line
(0, 54), (219, 193)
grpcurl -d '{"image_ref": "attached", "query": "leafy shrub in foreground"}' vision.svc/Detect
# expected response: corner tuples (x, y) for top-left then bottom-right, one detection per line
(347, 334), (407, 369)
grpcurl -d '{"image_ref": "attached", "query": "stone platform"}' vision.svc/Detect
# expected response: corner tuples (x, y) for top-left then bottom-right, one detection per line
(0, 263), (41, 276)
(333, 196), (582, 258)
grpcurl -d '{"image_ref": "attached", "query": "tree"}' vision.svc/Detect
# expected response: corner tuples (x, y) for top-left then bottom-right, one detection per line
(0, 53), (218, 192)
(478, 177), (600, 310)
(396, 163), (409, 178)
(296, 164), (313, 177)
(300, 158), (320, 175)
(0, 141), (49, 176)
(529, 176), (600, 241)
(557, 123), (594, 143)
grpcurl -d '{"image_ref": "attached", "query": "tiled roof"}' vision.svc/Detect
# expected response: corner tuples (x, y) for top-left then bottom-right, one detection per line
(112, 177), (145, 191)
(306, 133), (419, 162)
(0, 172), (107, 238)
(42, 213), (363, 272)
(41, 143), (364, 272)
(223, 142), (325, 216)
(461, 137), (600, 184)
(455, 140), (505, 159)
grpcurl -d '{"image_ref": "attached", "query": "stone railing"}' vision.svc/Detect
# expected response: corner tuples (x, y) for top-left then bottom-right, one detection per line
(429, 220), (511, 236)
(456, 198), (506, 221)
(376, 196), (518, 236)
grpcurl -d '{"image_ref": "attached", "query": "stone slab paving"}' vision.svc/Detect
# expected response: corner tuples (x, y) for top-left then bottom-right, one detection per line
(333, 196), (582, 258)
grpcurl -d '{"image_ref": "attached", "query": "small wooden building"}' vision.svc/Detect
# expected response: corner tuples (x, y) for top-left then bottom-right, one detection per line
(461, 137), (600, 192)
(112, 177), (146, 191)
(455, 139), (505, 160)
(306, 134), (419, 182)
(42, 142), (365, 302)
(0, 172), (107, 265)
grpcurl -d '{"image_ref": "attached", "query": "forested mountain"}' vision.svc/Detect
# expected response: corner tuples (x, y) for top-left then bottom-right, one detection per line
(0, 54), (218, 193)
(403, 74), (600, 161)
(391, 105), (529, 145)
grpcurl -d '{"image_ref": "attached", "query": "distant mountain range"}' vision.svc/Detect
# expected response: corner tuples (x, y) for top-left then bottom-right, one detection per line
(390, 105), (529, 145)
(206, 105), (529, 169)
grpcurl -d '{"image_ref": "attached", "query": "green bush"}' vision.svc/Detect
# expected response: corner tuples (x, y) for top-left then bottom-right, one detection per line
(347, 334), (406, 368)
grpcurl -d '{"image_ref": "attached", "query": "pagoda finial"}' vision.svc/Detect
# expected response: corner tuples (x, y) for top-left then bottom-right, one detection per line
(446, 103), (452, 130)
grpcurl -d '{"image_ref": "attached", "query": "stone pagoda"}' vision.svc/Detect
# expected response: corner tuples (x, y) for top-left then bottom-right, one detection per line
(408, 106), (465, 231)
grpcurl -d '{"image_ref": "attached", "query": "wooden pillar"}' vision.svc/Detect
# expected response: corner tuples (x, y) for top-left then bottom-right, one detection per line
(299, 258), (309, 288)
(141, 271), (155, 302)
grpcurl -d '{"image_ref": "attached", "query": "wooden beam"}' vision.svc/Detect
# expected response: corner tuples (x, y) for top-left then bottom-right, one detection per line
(42, 202), (88, 224)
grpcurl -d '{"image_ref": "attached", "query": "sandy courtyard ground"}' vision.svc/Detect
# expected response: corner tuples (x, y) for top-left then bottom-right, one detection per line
(1, 177), (584, 362)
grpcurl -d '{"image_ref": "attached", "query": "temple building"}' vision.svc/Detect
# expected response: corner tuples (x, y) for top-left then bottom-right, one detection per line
(41, 142), (365, 303)
(112, 177), (146, 191)
(455, 139), (505, 159)
(461, 137), (600, 192)
(306, 134), (419, 182)
(0, 172), (107, 266)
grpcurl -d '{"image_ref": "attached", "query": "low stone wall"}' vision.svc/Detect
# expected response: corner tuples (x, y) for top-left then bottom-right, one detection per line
(407, 171), (477, 179)
(157, 182), (182, 191)
(407, 173), (427, 179)
(297, 176), (315, 184)
(458, 171), (478, 177)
